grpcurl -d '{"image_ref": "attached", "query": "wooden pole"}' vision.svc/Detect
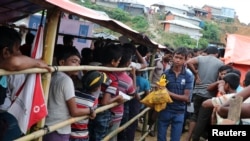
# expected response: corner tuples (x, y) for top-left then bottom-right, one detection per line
(15, 92), (145, 141)
(15, 103), (119, 141)
(35, 7), (61, 141)
(227, 96), (243, 122)
(0, 66), (155, 76)
(141, 48), (156, 140)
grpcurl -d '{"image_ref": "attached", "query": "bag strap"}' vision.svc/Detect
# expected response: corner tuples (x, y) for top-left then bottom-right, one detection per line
(10, 76), (27, 105)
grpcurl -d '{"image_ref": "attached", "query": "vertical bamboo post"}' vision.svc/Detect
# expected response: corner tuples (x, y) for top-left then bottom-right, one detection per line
(141, 48), (156, 140)
(227, 96), (243, 122)
(36, 8), (61, 141)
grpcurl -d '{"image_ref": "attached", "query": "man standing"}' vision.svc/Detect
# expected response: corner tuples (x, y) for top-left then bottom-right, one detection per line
(186, 46), (224, 141)
(157, 47), (194, 141)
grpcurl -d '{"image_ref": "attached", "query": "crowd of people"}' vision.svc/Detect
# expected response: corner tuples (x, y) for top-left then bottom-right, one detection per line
(1, 25), (250, 141)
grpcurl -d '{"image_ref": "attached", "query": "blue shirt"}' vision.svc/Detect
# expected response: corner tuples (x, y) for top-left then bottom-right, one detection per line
(136, 76), (151, 93)
(163, 66), (194, 112)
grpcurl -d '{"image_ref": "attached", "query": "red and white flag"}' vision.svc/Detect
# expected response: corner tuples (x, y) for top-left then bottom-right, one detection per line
(8, 26), (48, 133)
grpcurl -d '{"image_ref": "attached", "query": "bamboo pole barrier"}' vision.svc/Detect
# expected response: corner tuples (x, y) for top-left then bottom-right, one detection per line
(138, 131), (150, 141)
(227, 96), (243, 122)
(37, 8), (61, 141)
(15, 103), (119, 141)
(141, 49), (156, 140)
(102, 107), (151, 141)
(15, 91), (145, 141)
(0, 66), (155, 76)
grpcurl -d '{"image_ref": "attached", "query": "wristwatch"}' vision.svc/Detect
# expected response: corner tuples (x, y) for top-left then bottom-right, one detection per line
(89, 106), (94, 115)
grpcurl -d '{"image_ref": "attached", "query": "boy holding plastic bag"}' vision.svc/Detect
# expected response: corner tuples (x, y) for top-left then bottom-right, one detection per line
(157, 47), (194, 141)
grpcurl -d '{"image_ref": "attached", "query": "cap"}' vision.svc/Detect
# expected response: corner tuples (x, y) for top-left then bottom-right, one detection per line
(82, 70), (107, 90)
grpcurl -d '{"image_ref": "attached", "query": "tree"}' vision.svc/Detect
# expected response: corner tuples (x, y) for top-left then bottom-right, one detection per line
(202, 21), (220, 42)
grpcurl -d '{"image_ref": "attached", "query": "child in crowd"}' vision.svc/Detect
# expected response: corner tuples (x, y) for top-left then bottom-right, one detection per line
(70, 70), (106, 141)
(88, 43), (124, 141)
(116, 46), (137, 141)
(43, 47), (95, 141)
(202, 73), (240, 124)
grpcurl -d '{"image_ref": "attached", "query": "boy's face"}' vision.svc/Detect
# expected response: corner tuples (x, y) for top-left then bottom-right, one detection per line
(60, 55), (80, 76)
(172, 53), (186, 67)
(219, 70), (228, 80)
(111, 57), (121, 67)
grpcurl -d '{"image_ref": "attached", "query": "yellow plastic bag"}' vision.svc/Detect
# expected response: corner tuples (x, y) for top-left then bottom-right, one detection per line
(140, 74), (173, 112)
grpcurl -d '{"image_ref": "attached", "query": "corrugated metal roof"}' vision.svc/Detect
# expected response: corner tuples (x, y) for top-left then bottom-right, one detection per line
(161, 20), (202, 30)
(0, 0), (167, 49)
(166, 11), (201, 22)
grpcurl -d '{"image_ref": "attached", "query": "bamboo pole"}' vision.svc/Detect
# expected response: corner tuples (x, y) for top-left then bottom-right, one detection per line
(15, 103), (119, 141)
(138, 131), (150, 141)
(102, 107), (151, 141)
(0, 66), (155, 76)
(141, 48), (157, 140)
(15, 91), (145, 141)
(36, 8), (61, 141)
(227, 96), (243, 122)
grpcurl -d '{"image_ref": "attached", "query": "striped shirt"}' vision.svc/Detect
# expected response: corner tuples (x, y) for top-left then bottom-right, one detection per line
(70, 90), (96, 139)
(112, 72), (136, 122)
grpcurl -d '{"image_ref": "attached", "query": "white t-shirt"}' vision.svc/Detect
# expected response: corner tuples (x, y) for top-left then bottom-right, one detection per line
(129, 62), (142, 70)
(0, 74), (25, 111)
(45, 72), (75, 134)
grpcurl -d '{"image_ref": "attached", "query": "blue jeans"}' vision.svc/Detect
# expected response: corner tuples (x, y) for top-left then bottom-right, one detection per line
(0, 112), (22, 141)
(157, 110), (185, 141)
(88, 110), (111, 141)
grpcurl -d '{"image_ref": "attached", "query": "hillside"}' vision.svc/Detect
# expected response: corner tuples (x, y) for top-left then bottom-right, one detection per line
(146, 14), (250, 46)
(217, 20), (250, 44)
(74, 0), (250, 47)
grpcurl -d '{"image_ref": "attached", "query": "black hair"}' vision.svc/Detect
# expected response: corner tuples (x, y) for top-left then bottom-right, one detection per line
(228, 69), (241, 78)
(223, 73), (240, 90)
(119, 47), (132, 67)
(56, 46), (81, 65)
(0, 26), (21, 53)
(244, 71), (250, 86)
(174, 47), (188, 59)
(206, 46), (219, 55)
(187, 50), (194, 58)
(101, 43), (122, 65)
(137, 45), (149, 57)
(54, 44), (65, 58)
(63, 35), (74, 45)
(81, 48), (93, 65)
(25, 32), (35, 45)
(122, 43), (136, 55)
(193, 48), (199, 53)
(218, 65), (233, 73)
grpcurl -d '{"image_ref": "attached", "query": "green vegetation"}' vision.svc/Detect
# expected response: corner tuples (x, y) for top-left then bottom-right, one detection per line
(202, 21), (220, 42)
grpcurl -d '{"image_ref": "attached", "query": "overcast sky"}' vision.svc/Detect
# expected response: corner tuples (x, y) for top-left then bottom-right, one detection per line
(136, 0), (250, 24)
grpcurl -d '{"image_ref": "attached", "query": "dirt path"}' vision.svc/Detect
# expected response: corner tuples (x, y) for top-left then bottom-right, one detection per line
(134, 122), (189, 141)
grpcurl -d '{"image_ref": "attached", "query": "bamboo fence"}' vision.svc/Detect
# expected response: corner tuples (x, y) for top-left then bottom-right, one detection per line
(0, 66), (155, 76)
(102, 107), (151, 141)
(15, 91), (146, 141)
